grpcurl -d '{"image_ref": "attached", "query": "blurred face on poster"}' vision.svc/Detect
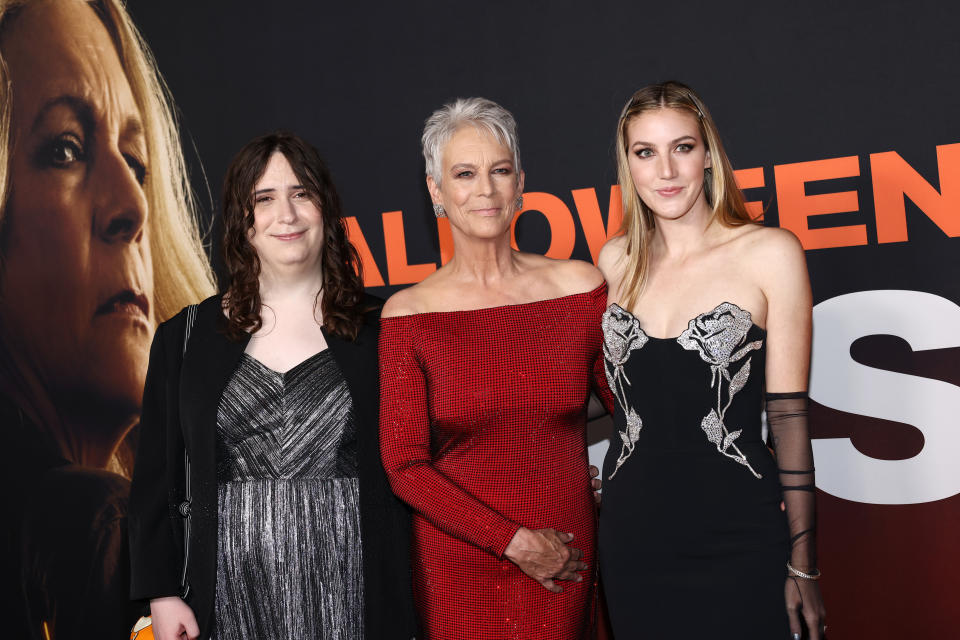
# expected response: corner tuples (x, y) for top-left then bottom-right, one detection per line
(625, 108), (712, 222)
(0, 0), (154, 466)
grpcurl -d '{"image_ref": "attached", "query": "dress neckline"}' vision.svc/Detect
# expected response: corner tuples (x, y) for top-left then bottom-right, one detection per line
(606, 301), (765, 341)
(381, 282), (606, 321)
(241, 348), (330, 377)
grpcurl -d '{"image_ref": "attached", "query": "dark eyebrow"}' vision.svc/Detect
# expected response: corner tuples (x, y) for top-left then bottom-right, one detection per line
(253, 185), (306, 196)
(31, 95), (96, 134)
(632, 135), (697, 147)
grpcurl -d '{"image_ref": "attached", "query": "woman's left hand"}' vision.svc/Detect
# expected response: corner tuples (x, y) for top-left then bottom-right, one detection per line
(589, 465), (601, 504)
(785, 576), (826, 639)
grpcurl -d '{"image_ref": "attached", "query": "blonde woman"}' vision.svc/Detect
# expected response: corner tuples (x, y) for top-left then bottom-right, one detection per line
(0, 1), (214, 637)
(596, 82), (826, 639)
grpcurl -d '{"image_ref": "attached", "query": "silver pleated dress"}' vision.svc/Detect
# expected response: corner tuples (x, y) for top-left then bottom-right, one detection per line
(212, 350), (363, 639)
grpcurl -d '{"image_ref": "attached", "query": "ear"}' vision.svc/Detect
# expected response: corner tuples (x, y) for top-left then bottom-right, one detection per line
(704, 148), (713, 170)
(426, 174), (442, 204)
(517, 169), (526, 195)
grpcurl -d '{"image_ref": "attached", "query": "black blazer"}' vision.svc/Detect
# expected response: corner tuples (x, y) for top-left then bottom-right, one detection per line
(128, 294), (417, 639)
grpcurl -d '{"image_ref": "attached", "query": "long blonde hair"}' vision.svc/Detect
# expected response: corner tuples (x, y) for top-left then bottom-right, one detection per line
(0, 0), (216, 321)
(615, 81), (755, 311)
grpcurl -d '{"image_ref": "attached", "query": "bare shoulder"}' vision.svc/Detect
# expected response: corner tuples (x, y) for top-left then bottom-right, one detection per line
(381, 285), (423, 319)
(526, 254), (604, 296)
(597, 235), (628, 280)
(741, 226), (806, 273)
(737, 226), (810, 302)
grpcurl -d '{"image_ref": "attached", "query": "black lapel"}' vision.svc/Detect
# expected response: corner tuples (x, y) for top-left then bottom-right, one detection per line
(178, 296), (249, 467)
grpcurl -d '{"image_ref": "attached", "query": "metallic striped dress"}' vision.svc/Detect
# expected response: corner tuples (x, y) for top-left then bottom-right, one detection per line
(212, 350), (363, 639)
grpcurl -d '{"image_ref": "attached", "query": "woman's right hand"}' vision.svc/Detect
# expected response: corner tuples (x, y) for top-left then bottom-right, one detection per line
(150, 596), (199, 640)
(503, 527), (587, 593)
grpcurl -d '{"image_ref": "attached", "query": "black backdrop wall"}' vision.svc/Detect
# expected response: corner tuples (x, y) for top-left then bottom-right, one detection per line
(130, 2), (959, 636)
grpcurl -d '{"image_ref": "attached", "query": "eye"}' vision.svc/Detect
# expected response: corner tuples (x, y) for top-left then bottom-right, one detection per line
(634, 148), (653, 159)
(255, 195), (273, 204)
(123, 153), (148, 186)
(676, 143), (694, 152)
(293, 191), (308, 199)
(493, 167), (513, 176)
(40, 133), (85, 168)
(455, 170), (473, 178)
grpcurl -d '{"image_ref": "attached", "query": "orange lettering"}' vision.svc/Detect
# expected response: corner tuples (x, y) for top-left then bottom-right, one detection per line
(871, 143), (960, 242)
(382, 210), (437, 285)
(774, 156), (867, 250)
(733, 167), (766, 221)
(510, 192), (576, 259)
(571, 186), (623, 263)
(345, 216), (385, 287)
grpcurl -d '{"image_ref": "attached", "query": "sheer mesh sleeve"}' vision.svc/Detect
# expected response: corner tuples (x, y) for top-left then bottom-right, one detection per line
(766, 392), (817, 570)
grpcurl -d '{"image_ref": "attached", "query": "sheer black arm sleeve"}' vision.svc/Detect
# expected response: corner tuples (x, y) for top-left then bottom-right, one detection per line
(766, 392), (817, 570)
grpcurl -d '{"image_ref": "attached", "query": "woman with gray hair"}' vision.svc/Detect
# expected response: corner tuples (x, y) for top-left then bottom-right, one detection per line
(379, 97), (614, 638)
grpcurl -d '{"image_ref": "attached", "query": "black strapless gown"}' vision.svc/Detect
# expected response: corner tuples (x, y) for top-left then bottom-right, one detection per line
(598, 302), (790, 639)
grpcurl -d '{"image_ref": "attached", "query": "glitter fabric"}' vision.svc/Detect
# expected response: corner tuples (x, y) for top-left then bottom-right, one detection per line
(600, 304), (648, 478)
(212, 350), (363, 640)
(379, 284), (614, 640)
(676, 302), (763, 478)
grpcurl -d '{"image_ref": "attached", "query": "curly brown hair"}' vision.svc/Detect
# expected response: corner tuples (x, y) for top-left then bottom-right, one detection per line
(221, 131), (365, 341)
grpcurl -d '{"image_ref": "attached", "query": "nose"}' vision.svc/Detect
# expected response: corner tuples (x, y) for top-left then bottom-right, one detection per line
(476, 170), (494, 197)
(93, 146), (147, 245)
(277, 196), (297, 224)
(657, 153), (677, 180)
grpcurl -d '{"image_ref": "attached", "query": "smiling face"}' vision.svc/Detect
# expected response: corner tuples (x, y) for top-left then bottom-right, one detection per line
(625, 107), (712, 222)
(427, 125), (524, 241)
(0, 0), (154, 427)
(248, 152), (325, 277)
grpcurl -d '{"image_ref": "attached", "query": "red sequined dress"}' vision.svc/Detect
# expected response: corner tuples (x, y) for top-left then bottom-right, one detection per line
(379, 284), (614, 639)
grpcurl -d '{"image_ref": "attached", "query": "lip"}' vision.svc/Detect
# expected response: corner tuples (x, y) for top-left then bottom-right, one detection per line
(272, 230), (306, 241)
(95, 289), (150, 320)
(471, 207), (501, 216)
(656, 187), (683, 197)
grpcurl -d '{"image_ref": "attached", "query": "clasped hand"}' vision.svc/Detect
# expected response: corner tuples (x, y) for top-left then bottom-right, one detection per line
(504, 527), (587, 593)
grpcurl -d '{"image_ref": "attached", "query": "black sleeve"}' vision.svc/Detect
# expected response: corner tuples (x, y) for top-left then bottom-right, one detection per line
(128, 325), (182, 600)
(766, 392), (817, 570)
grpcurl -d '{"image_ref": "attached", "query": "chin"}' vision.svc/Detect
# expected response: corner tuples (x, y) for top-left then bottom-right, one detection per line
(73, 335), (151, 422)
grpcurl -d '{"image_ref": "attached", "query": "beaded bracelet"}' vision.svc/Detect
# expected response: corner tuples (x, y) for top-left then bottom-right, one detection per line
(786, 562), (821, 580)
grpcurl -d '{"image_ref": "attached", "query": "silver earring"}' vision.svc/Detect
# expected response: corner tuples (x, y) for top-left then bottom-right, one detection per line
(433, 203), (446, 218)
(515, 195), (524, 210)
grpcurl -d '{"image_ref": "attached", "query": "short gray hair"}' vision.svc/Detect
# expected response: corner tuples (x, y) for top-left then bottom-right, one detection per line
(421, 97), (521, 185)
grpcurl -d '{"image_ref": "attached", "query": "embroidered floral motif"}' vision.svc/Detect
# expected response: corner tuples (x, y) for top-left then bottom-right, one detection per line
(677, 303), (762, 478)
(601, 305), (648, 479)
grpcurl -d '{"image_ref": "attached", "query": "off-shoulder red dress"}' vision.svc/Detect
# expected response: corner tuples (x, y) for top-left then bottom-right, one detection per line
(379, 284), (614, 640)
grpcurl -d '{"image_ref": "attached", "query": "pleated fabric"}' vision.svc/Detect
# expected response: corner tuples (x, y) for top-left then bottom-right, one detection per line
(212, 350), (363, 640)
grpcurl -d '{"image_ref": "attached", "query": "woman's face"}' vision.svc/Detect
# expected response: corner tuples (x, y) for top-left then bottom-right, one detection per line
(625, 107), (712, 222)
(427, 125), (524, 240)
(0, 0), (154, 423)
(248, 152), (325, 276)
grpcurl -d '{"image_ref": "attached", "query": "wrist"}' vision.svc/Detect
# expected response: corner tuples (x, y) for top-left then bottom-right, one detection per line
(786, 561), (821, 580)
(503, 526), (531, 562)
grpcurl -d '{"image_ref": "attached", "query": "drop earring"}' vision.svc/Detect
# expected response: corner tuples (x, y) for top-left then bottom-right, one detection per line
(433, 203), (446, 218)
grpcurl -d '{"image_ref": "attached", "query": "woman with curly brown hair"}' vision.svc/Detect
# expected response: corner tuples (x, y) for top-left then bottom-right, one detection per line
(128, 131), (417, 640)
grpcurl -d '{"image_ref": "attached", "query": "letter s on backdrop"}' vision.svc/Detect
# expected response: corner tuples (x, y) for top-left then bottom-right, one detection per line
(810, 290), (960, 505)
